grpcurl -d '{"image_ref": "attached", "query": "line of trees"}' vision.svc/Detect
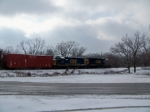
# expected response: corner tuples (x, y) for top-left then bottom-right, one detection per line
(111, 31), (146, 73)
(3, 31), (150, 73)
(4, 38), (87, 57)
(85, 31), (150, 73)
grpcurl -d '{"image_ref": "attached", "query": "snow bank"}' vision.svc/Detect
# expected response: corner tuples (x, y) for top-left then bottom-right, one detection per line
(0, 68), (130, 77)
(0, 68), (150, 83)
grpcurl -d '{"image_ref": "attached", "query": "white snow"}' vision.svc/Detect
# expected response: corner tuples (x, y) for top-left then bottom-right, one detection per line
(0, 95), (150, 112)
(0, 74), (150, 83)
(0, 67), (150, 111)
(0, 67), (150, 83)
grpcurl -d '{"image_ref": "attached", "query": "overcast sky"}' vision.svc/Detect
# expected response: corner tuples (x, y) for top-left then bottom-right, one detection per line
(0, 0), (150, 53)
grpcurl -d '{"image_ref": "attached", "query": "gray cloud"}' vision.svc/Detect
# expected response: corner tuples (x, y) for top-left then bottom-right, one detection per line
(62, 0), (150, 23)
(0, 27), (27, 49)
(42, 24), (117, 53)
(0, 0), (149, 54)
(0, 0), (61, 16)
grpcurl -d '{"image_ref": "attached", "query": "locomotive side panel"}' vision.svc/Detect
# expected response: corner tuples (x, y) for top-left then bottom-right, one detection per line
(86, 58), (105, 68)
(67, 57), (85, 67)
(54, 57), (86, 68)
(54, 57), (106, 69)
(53, 57), (86, 68)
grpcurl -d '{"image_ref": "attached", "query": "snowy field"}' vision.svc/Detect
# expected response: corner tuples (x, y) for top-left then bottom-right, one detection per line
(0, 95), (150, 112)
(0, 67), (150, 83)
(0, 67), (150, 112)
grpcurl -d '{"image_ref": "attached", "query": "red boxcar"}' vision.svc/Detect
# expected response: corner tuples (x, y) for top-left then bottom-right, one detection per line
(3, 54), (53, 69)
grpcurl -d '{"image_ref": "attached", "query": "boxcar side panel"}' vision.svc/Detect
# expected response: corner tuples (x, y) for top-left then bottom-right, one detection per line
(3, 54), (53, 69)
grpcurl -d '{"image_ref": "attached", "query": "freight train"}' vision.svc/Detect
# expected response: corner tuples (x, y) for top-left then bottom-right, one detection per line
(0, 49), (106, 69)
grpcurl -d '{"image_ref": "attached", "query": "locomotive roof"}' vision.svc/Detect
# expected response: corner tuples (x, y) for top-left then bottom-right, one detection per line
(55, 56), (105, 60)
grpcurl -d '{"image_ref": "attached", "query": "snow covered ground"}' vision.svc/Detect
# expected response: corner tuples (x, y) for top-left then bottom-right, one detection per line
(0, 95), (150, 112)
(0, 67), (150, 111)
(0, 67), (150, 83)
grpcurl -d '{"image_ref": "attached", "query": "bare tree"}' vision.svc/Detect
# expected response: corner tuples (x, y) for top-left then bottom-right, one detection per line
(4, 46), (14, 53)
(111, 32), (146, 73)
(17, 37), (46, 55)
(45, 46), (55, 56)
(77, 47), (87, 57)
(143, 36), (150, 59)
(55, 41), (69, 57)
(55, 41), (86, 57)
(70, 47), (78, 57)
(71, 47), (86, 57)
(111, 34), (132, 73)
(127, 32), (146, 72)
(4, 46), (22, 54)
(18, 41), (27, 54)
(103, 53), (122, 68)
(137, 51), (150, 66)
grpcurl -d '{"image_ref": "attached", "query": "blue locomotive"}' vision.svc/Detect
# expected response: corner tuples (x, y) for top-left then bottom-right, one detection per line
(53, 56), (105, 68)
